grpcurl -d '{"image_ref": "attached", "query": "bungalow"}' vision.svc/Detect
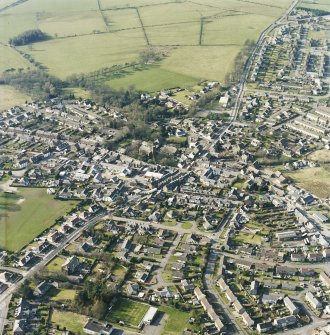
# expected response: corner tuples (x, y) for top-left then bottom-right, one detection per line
(83, 319), (113, 335)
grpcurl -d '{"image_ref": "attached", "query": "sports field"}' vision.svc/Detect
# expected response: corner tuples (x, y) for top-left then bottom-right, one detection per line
(0, 0), (293, 91)
(0, 187), (78, 251)
(107, 298), (149, 327)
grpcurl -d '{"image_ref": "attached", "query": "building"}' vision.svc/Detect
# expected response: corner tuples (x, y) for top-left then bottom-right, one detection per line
(284, 296), (299, 315)
(273, 315), (297, 328)
(320, 271), (330, 288)
(61, 256), (80, 275)
(256, 321), (273, 334)
(305, 291), (322, 309)
(250, 280), (259, 295)
(140, 307), (158, 326)
(83, 319), (113, 335)
(242, 311), (254, 327)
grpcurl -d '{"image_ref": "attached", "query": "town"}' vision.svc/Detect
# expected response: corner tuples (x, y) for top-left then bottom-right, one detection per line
(0, 4), (330, 335)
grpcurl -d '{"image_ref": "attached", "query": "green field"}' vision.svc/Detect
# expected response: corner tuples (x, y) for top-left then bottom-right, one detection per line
(0, 0), (293, 91)
(51, 310), (88, 334)
(159, 306), (192, 335)
(0, 187), (78, 251)
(107, 298), (149, 327)
(0, 45), (32, 72)
(51, 289), (77, 301)
(286, 167), (330, 199)
(0, 85), (31, 110)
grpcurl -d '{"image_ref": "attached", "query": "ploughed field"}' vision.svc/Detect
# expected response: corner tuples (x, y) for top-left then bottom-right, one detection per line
(0, 0), (293, 91)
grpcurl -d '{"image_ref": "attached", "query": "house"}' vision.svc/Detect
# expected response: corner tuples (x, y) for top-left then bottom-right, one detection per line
(121, 238), (132, 252)
(262, 294), (280, 305)
(233, 299), (245, 314)
(257, 321), (273, 334)
(320, 271), (330, 288)
(225, 289), (237, 303)
(181, 279), (194, 292)
(276, 266), (297, 276)
(13, 319), (30, 335)
(306, 291), (322, 309)
(242, 311), (254, 327)
(284, 296), (299, 315)
(127, 283), (139, 295)
(273, 315), (297, 328)
(250, 280), (259, 295)
(83, 318), (113, 335)
(62, 256), (80, 275)
(307, 252), (323, 262)
(18, 252), (35, 267)
(290, 253), (305, 262)
(34, 281), (54, 297)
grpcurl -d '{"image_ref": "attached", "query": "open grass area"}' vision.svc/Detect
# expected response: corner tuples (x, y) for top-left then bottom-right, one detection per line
(107, 66), (198, 92)
(286, 167), (330, 198)
(0, 0), (292, 90)
(159, 306), (191, 335)
(108, 298), (149, 328)
(46, 256), (65, 273)
(51, 289), (77, 301)
(51, 310), (87, 334)
(308, 149), (330, 163)
(181, 222), (193, 229)
(0, 187), (78, 251)
(0, 85), (31, 110)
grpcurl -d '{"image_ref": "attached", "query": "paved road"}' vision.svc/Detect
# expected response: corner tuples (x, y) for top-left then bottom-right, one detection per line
(0, 294), (11, 335)
(152, 233), (181, 289)
(0, 213), (106, 327)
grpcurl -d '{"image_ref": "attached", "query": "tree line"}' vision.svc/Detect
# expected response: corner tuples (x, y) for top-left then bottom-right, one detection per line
(9, 29), (50, 46)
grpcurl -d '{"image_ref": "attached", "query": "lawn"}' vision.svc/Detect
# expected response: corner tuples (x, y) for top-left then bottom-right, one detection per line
(159, 306), (191, 335)
(46, 256), (65, 273)
(108, 298), (149, 328)
(181, 222), (193, 229)
(51, 310), (88, 334)
(51, 289), (77, 301)
(0, 85), (31, 110)
(286, 167), (330, 198)
(0, 188), (78, 251)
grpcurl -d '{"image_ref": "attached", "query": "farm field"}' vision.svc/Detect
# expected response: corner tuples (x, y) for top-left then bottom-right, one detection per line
(286, 167), (330, 199)
(0, 45), (32, 72)
(308, 149), (330, 163)
(0, 85), (31, 110)
(107, 298), (149, 328)
(0, 187), (78, 251)
(0, 0), (293, 91)
(299, 0), (330, 11)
